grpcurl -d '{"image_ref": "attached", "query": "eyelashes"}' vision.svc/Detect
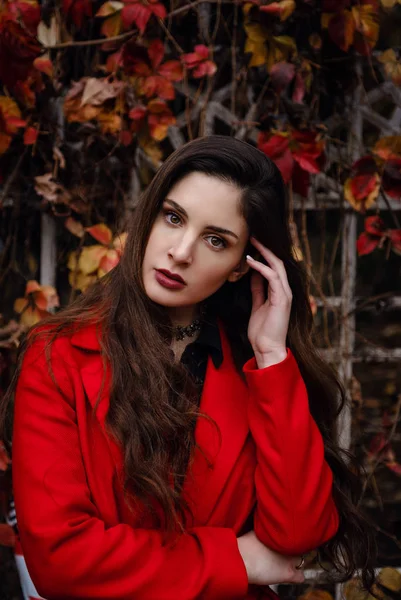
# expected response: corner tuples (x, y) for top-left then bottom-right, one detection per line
(163, 209), (228, 250)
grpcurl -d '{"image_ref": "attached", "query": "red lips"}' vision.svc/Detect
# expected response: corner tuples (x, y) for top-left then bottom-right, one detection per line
(156, 269), (186, 284)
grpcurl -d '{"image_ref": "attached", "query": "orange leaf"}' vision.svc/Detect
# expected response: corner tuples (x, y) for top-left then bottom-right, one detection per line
(25, 280), (42, 295)
(98, 248), (120, 276)
(113, 231), (128, 254)
(86, 223), (113, 245)
(33, 55), (53, 77)
(101, 12), (122, 37)
(326, 10), (355, 52)
(259, 0), (296, 21)
(65, 216), (85, 237)
(78, 245), (109, 275)
(34, 286), (59, 311)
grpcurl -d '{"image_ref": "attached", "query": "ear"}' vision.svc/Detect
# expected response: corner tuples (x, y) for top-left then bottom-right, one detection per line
(227, 258), (251, 283)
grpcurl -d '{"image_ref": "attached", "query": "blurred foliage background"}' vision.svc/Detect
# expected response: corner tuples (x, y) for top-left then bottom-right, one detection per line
(1, 0), (401, 598)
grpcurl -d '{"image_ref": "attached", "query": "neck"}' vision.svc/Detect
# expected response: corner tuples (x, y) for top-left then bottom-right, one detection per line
(168, 304), (200, 328)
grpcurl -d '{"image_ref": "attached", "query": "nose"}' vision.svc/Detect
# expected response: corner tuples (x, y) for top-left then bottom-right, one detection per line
(168, 233), (194, 265)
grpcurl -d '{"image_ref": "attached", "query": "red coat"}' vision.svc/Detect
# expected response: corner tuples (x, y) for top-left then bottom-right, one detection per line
(12, 321), (339, 600)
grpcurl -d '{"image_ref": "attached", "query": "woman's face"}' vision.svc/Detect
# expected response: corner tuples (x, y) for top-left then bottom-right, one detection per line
(142, 172), (250, 324)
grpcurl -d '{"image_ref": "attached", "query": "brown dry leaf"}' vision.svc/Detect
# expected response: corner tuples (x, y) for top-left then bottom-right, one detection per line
(34, 173), (71, 204)
(343, 578), (385, 600)
(374, 135), (401, 160)
(65, 217), (85, 238)
(299, 590), (333, 600)
(381, 0), (401, 8)
(80, 77), (124, 107)
(377, 567), (401, 592)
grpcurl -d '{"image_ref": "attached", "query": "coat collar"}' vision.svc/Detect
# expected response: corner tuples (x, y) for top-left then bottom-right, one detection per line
(73, 320), (250, 526)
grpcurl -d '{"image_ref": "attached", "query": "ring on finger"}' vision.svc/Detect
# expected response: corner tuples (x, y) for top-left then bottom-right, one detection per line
(295, 556), (305, 570)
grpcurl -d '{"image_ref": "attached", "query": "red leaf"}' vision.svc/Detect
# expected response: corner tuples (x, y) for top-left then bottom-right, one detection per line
(292, 72), (305, 103)
(327, 10), (355, 52)
(382, 158), (401, 199)
(350, 173), (378, 201)
(386, 461), (401, 476)
(63, 0), (92, 28)
(365, 215), (385, 236)
(23, 126), (38, 145)
(389, 229), (401, 253)
(150, 2), (166, 19)
(158, 60), (184, 82)
(121, 3), (150, 32)
(270, 61), (295, 93)
(148, 39), (164, 70)
(356, 232), (380, 256)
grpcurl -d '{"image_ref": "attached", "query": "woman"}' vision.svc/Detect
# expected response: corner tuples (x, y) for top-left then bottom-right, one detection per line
(1, 135), (376, 599)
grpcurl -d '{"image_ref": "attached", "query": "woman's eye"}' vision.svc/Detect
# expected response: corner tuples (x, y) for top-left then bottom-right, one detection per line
(207, 236), (227, 249)
(165, 210), (181, 225)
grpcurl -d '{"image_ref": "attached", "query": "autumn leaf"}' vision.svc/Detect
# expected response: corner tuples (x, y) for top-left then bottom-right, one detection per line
(322, 1), (379, 55)
(181, 45), (217, 78)
(123, 0), (166, 33)
(378, 49), (401, 86)
(259, 0), (296, 21)
(244, 21), (269, 67)
(129, 99), (176, 141)
(377, 567), (401, 592)
(299, 589), (334, 600)
(0, 96), (26, 155)
(23, 126), (38, 145)
(65, 217), (85, 238)
(7, 0), (41, 34)
(269, 61), (295, 93)
(382, 157), (401, 199)
(0, 16), (42, 88)
(14, 280), (59, 326)
(125, 40), (183, 101)
(34, 173), (72, 205)
(356, 216), (385, 256)
(258, 132), (294, 182)
(373, 135), (401, 161)
(380, 0), (401, 9)
(86, 223), (113, 245)
(63, 0), (92, 28)
(344, 156), (380, 212)
(0, 443), (11, 471)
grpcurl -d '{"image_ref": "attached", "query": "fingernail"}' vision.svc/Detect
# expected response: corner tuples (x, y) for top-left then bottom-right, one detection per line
(246, 254), (254, 261)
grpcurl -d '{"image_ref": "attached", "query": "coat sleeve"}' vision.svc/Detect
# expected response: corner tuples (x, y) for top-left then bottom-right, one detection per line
(242, 349), (339, 556)
(12, 339), (248, 600)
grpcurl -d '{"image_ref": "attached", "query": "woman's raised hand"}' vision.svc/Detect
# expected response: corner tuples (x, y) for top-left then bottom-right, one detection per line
(237, 530), (305, 587)
(246, 237), (293, 369)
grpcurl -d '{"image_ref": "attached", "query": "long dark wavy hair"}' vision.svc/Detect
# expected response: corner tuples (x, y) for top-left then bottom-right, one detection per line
(1, 135), (376, 590)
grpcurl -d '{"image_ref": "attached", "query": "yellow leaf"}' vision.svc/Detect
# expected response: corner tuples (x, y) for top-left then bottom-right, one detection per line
(380, 0), (401, 8)
(377, 567), (401, 592)
(379, 49), (401, 86)
(101, 12), (122, 37)
(67, 251), (79, 271)
(244, 23), (269, 67)
(344, 174), (380, 212)
(68, 270), (98, 292)
(267, 35), (297, 71)
(98, 248), (120, 276)
(96, 1), (123, 17)
(13, 298), (28, 314)
(113, 232), (128, 254)
(78, 245), (108, 275)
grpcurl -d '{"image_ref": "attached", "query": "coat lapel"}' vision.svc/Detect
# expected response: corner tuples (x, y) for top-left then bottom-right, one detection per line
(71, 322), (250, 525)
(182, 326), (249, 524)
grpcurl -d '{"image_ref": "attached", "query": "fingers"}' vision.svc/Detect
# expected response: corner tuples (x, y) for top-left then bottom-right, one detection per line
(250, 237), (293, 300)
(249, 271), (265, 314)
(246, 255), (288, 305)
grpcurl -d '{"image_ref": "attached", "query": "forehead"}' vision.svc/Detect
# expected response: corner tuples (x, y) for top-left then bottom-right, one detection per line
(166, 172), (245, 220)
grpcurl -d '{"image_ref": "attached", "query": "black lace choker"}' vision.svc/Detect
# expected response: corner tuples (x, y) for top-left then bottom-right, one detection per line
(173, 318), (202, 341)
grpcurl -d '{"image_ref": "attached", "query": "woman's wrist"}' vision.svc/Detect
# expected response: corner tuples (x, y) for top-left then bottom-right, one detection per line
(254, 348), (288, 369)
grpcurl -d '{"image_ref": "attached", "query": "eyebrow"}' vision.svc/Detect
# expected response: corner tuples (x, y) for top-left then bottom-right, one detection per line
(164, 198), (240, 240)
